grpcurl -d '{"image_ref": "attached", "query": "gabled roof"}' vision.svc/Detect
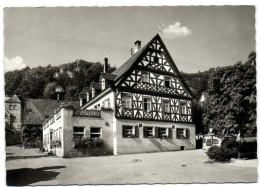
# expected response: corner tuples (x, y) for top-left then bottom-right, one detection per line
(112, 35), (156, 82)
(82, 34), (194, 108)
(5, 95), (21, 103)
(23, 99), (80, 125)
(111, 34), (194, 98)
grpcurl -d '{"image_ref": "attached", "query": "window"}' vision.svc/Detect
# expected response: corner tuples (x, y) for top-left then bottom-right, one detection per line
(179, 102), (187, 115)
(144, 98), (151, 112)
(9, 105), (13, 110)
(13, 105), (17, 110)
(154, 56), (159, 63)
(103, 99), (110, 108)
(144, 126), (154, 138)
(122, 125), (137, 138)
(86, 93), (90, 101)
(122, 93), (132, 109)
(97, 104), (101, 110)
(90, 127), (101, 139)
(164, 76), (171, 88)
(102, 78), (106, 90)
(141, 71), (149, 83)
(73, 126), (85, 139)
(158, 127), (168, 138)
(59, 127), (62, 140)
(92, 88), (95, 98)
(163, 100), (170, 113)
(177, 128), (189, 139)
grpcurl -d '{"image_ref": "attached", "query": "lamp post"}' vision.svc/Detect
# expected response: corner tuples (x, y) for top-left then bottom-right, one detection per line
(209, 127), (214, 147)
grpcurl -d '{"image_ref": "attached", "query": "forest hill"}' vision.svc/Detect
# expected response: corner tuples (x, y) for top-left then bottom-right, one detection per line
(4, 51), (256, 137)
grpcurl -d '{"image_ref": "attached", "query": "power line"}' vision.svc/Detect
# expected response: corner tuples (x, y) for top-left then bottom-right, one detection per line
(5, 27), (130, 52)
(4, 26), (211, 69)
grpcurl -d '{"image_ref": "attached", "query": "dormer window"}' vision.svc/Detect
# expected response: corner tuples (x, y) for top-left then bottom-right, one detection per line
(92, 88), (95, 98)
(141, 71), (149, 83)
(101, 78), (106, 90)
(164, 76), (171, 88)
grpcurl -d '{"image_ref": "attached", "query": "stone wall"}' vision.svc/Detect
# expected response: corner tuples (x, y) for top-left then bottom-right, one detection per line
(115, 119), (196, 155)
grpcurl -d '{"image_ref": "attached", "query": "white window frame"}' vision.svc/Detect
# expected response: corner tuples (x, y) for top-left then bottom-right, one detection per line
(59, 127), (62, 140)
(92, 88), (95, 98)
(122, 93), (132, 109)
(123, 125), (135, 138)
(164, 76), (171, 88)
(90, 127), (102, 139)
(102, 78), (106, 90)
(146, 126), (155, 138)
(159, 127), (168, 138)
(177, 128), (187, 139)
(179, 101), (187, 115)
(141, 71), (149, 83)
(163, 99), (170, 113)
(143, 97), (152, 112)
(104, 99), (110, 108)
(73, 126), (85, 139)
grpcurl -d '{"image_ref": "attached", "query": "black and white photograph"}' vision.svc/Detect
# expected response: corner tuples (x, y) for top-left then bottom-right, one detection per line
(1, 1), (257, 186)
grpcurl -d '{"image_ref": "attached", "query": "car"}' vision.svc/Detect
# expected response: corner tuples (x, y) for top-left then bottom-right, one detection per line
(202, 136), (222, 150)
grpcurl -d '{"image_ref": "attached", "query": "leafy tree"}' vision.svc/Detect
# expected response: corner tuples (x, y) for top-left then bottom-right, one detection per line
(43, 82), (58, 99)
(202, 52), (256, 137)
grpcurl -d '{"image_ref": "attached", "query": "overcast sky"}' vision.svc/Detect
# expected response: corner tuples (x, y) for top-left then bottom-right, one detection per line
(4, 6), (255, 73)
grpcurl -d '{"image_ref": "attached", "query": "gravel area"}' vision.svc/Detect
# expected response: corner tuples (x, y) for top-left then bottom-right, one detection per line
(5, 146), (258, 185)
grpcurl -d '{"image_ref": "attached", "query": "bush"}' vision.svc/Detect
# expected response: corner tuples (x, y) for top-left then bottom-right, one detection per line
(73, 138), (105, 149)
(207, 146), (239, 162)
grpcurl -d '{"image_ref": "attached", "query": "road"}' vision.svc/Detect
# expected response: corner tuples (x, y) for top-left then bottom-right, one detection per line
(6, 146), (258, 185)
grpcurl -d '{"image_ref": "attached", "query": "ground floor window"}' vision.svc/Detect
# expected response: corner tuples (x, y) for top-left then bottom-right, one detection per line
(177, 128), (189, 139)
(158, 127), (168, 138)
(122, 125), (136, 138)
(73, 126), (85, 139)
(143, 126), (154, 138)
(90, 127), (102, 139)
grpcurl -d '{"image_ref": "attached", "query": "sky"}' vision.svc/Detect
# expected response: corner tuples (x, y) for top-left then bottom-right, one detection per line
(3, 6), (255, 73)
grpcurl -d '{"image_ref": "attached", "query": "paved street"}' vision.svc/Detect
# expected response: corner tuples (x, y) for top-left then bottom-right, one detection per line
(6, 146), (258, 185)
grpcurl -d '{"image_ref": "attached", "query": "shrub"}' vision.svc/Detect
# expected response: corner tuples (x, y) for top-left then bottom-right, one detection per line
(207, 146), (239, 162)
(73, 138), (105, 149)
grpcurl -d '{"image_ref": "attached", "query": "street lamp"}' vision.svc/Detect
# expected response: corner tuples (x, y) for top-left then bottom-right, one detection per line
(209, 127), (214, 147)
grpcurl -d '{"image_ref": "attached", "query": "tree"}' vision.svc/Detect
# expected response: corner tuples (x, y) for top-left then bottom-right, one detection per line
(202, 52), (256, 137)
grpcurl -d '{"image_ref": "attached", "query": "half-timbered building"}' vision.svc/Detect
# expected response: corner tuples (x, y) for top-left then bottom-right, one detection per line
(43, 34), (196, 157)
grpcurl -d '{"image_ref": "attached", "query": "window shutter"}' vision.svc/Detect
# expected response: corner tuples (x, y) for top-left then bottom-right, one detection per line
(186, 128), (190, 139)
(122, 125), (126, 138)
(143, 126), (147, 138)
(135, 126), (139, 138)
(155, 127), (159, 138)
(168, 128), (172, 139)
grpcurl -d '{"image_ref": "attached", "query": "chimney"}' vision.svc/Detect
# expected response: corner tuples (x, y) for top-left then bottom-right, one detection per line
(134, 40), (141, 54)
(104, 58), (108, 73)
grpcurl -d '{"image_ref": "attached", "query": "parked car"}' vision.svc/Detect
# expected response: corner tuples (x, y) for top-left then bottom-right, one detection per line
(221, 134), (257, 158)
(202, 136), (222, 150)
(236, 133), (257, 158)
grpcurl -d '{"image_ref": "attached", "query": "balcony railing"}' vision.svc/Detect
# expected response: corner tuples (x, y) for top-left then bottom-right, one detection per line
(73, 109), (101, 117)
